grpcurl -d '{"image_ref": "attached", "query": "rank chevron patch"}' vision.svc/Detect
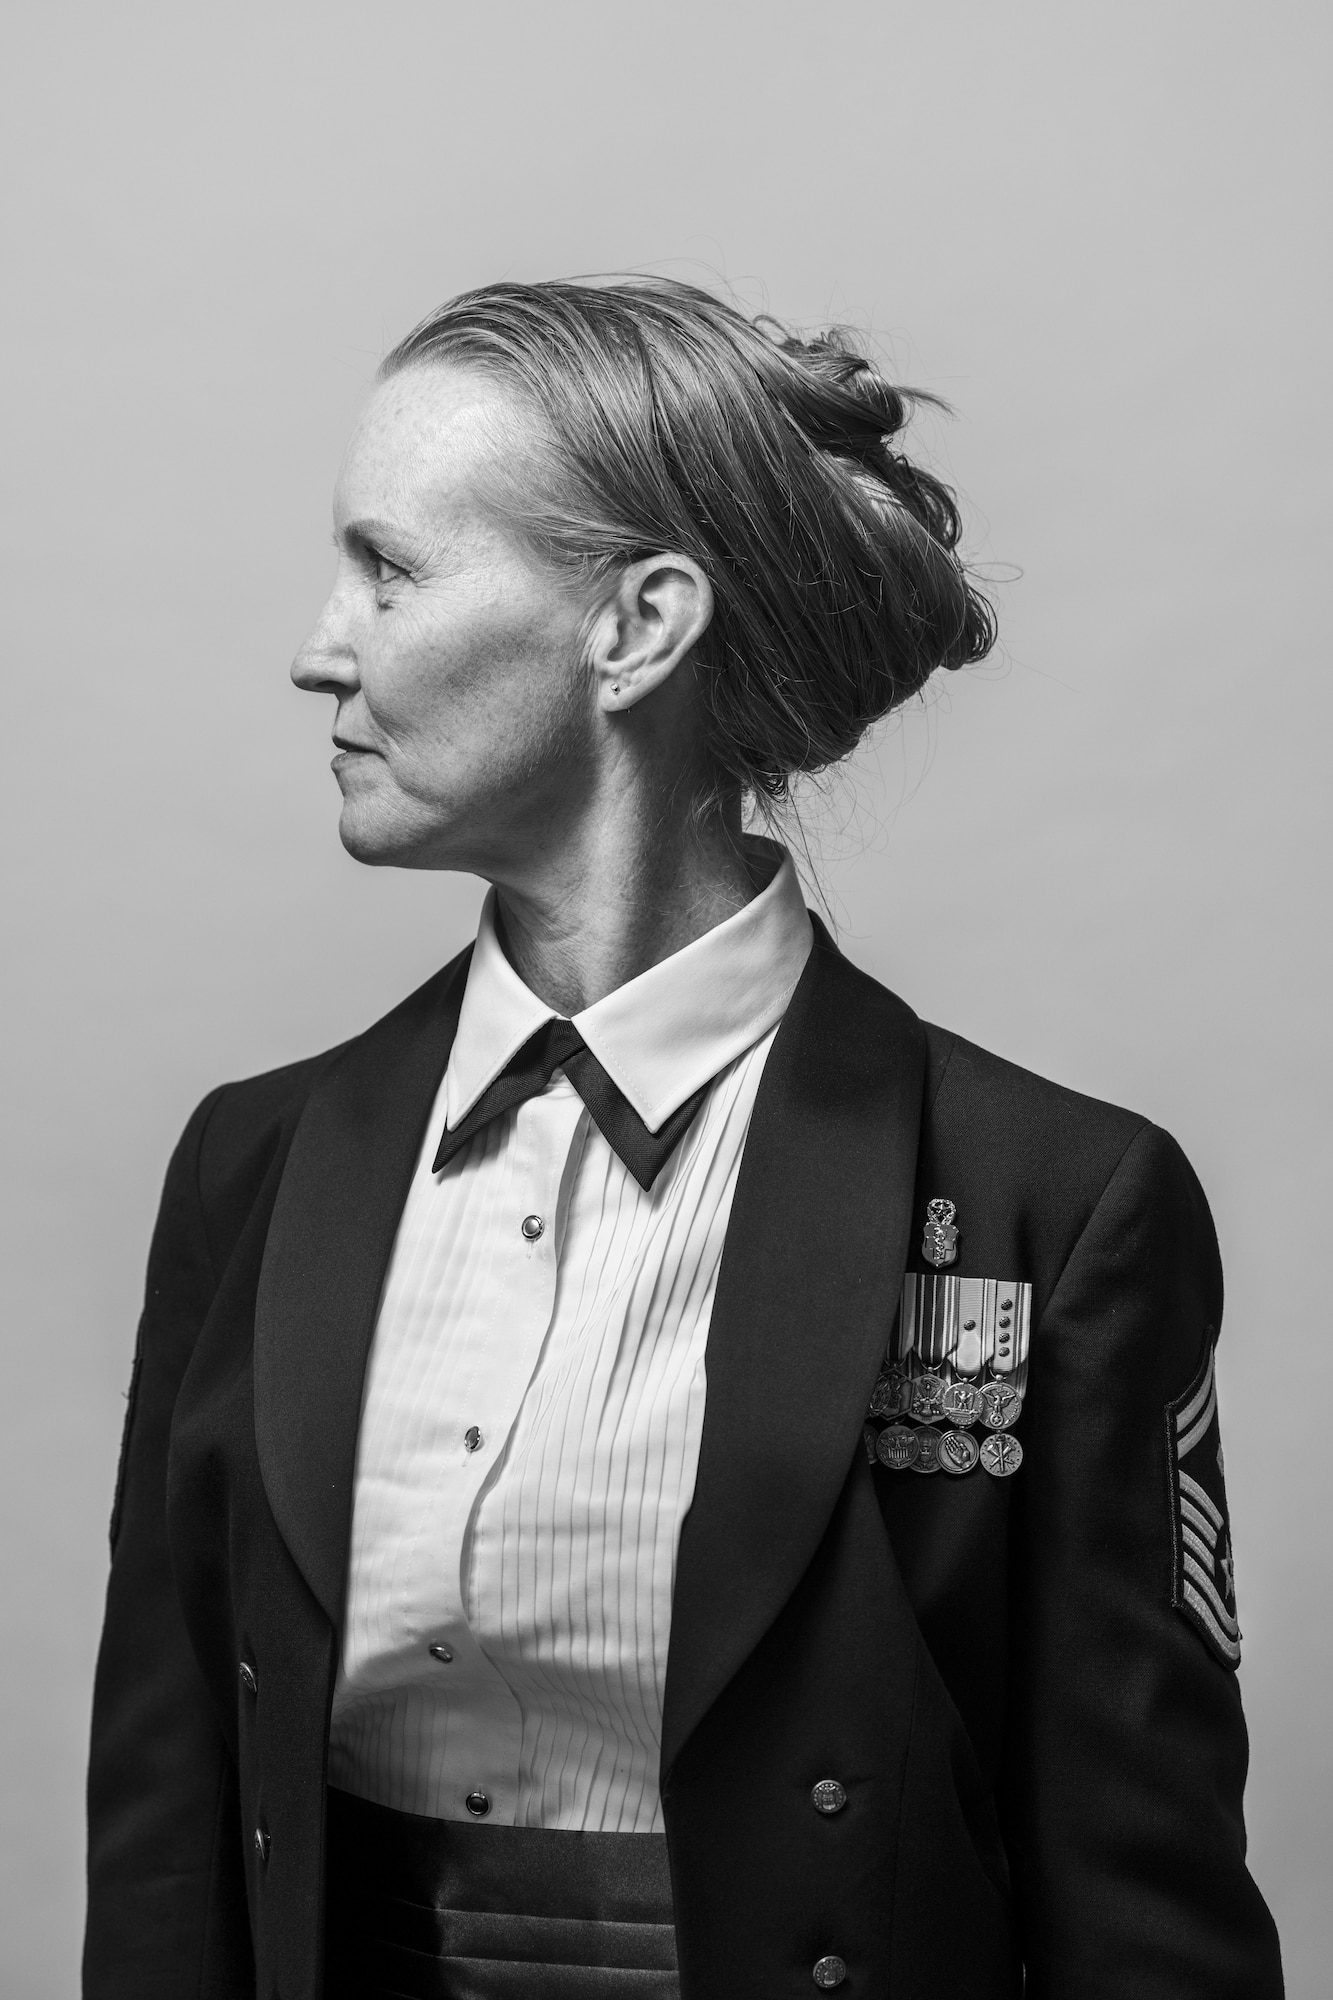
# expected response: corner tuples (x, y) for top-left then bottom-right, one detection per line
(1166, 1341), (1241, 1670)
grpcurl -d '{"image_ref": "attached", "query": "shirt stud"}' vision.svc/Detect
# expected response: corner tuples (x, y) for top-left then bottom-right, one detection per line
(465, 1791), (491, 1817)
(464, 1426), (483, 1453)
(521, 1213), (545, 1241)
(428, 1643), (454, 1664)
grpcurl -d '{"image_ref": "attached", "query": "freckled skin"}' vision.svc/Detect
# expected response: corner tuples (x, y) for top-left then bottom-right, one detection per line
(292, 368), (599, 881)
(291, 364), (755, 1015)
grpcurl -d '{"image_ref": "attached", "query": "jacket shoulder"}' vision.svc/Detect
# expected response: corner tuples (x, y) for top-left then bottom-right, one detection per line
(922, 1020), (1150, 1173)
(181, 1045), (346, 1277)
(912, 1019), (1216, 1308)
(200, 1043), (346, 1170)
(191, 949), (471, 1259)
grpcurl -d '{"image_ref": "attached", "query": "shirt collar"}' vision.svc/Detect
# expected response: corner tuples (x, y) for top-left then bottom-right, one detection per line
(444, 840), (814, 1134)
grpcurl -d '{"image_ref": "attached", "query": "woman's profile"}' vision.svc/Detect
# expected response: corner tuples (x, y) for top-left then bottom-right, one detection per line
(84, 277), (1283, 1998)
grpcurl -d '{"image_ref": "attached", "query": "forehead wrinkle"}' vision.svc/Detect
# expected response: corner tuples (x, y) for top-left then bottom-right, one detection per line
(338, 373), (525, 555)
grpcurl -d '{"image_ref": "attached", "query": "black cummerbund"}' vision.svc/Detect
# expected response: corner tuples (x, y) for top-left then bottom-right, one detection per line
(324, 1788), (680, 1999)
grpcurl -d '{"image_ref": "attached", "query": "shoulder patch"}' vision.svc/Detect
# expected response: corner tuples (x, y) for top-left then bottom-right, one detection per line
(1166, 1340), (1240, 1670)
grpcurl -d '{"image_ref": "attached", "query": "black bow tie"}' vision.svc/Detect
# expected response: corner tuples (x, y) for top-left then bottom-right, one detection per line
(433, 1017), (711, 1192)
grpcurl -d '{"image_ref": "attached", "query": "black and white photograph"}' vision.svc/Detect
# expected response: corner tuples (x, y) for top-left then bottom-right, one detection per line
(2, 3), (1328, 1995)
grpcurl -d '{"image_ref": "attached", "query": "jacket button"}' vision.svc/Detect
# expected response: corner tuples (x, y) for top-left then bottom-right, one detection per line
(464, 1791), (491, 1817)
(810, 1778), (846, 1814)
(254, 1826), (270, 1864)
(239, 1661), (258, 1696)
(813, 1957), (847, 1989)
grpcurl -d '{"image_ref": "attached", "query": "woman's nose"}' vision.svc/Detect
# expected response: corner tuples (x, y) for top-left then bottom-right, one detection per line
(291, 594), (360, 694)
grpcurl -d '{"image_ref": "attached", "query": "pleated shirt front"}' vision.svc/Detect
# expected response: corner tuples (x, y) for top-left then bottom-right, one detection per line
(327, 849), (813, 1831)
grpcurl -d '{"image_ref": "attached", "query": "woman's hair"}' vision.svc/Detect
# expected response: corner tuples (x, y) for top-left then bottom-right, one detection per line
(381, 277), (995, 808)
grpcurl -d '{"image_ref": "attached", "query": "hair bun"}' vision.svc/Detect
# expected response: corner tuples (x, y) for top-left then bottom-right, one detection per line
(383, 279), (996, 806)
(769, 326), (911, 452)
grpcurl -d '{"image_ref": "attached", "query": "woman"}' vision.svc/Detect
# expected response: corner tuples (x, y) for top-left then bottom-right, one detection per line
(85, 279), (1282, 1999)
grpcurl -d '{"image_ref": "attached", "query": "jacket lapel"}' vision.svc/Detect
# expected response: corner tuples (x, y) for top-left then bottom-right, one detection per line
(253, 952), (471, 1626)
(661, 927), (926, 1776)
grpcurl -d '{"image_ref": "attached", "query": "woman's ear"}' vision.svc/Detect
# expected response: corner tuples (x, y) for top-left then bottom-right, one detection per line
(591, 554), (714, 713)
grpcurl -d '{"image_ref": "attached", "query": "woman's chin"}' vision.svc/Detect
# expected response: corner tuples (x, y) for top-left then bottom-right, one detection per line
(339, 801), (419, 868)
(337, 800), (461, 872)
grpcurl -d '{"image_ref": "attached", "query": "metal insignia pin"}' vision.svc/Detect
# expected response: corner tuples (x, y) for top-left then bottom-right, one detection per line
(922, 1198), (959, 1270)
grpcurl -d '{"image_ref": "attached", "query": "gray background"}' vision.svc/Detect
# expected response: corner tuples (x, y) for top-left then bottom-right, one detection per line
(3, 1), (1329, 1991)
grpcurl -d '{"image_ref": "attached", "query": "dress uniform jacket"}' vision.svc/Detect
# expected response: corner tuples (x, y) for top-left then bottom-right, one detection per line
(84, 924), (1284, 1999)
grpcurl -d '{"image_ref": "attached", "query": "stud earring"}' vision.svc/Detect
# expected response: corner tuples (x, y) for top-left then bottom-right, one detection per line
(611, 683), (620, 697)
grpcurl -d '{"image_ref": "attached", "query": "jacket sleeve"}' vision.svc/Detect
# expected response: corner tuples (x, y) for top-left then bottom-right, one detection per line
(1004, 1121), (1283, 1998)
(84, 1090), (255, 2000)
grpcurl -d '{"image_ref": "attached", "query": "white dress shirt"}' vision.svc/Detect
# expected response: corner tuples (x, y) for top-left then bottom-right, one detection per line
(327, 844), (813, 1831)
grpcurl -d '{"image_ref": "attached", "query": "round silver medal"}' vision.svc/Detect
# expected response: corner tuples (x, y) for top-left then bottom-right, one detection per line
(938, 1428), (980, 1476)
(870, 1368), (912, 1420)
(876, 1423), (920, 1471)
(911, 1424), (942, 1474)
(941, 1380), (983, 1428)
(912, 1373), (947, 1421)
(980, 1433), (1023, 1478)
(980, 1381), (1023, 1431)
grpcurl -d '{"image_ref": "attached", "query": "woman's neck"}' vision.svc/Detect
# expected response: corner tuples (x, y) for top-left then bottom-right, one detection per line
(492, 801), (761, 1016)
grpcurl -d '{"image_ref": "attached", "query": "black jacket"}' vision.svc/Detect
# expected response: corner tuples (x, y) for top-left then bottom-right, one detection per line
(84, 927), (1283, 1998)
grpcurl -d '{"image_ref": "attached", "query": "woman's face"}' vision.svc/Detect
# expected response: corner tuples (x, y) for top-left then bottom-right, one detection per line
(292, 364), (601, 878)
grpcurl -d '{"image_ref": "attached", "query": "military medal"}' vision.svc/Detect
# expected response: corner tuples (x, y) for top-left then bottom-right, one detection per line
(911, 1424), (942, 1473)
(941, 1380), (983, 1427)
(980, 1433), (1023, 1478)
(869, 1367), (912, 1420)
(876, 1424), (919, 1471)
(921, 1198), (959, 1269)
(938, 1429), (980, 1476)
(870, 1265), (1035, 1478)
(980, 1381), (1022, 1431)
(911, 1372), (948, 1422)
